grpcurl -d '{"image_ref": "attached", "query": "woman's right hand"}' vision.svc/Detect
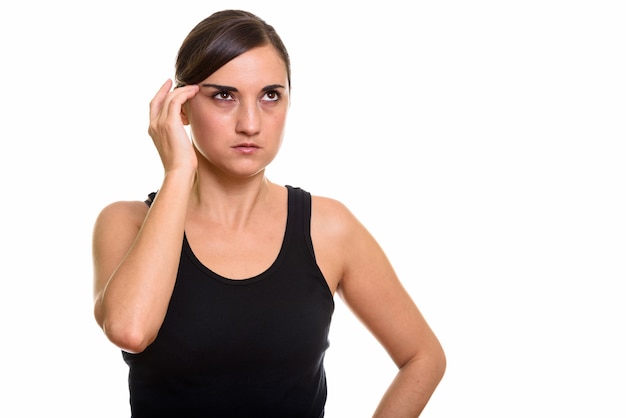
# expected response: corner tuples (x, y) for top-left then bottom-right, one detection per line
(148, 79), (200, 175)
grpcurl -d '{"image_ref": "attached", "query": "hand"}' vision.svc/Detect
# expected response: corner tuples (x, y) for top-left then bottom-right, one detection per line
(148, 79), (200, 175)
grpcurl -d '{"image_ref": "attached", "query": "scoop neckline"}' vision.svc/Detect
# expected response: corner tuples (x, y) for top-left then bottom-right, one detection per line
(181, 188), (292, 286)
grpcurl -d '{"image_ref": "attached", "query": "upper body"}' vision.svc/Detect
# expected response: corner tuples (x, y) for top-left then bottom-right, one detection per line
(121, 186), (333, 417)
(92, 9), (445, 417)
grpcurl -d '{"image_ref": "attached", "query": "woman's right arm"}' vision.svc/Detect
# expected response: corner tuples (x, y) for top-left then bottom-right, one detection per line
(92, 80), (199, 353)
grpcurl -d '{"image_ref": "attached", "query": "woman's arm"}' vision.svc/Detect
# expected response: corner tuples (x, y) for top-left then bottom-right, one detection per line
(312, 197), (446, 417)
(92, 81), (199, 353)
(92, 172), (194, 353)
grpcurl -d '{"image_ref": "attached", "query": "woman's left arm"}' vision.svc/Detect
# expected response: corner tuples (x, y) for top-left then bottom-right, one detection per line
(312, 197), (446, 417)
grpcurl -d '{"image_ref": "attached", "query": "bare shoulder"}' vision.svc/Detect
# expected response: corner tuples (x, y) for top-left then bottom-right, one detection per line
(92, 199), (150, 288)
(92, 199), (150, 252)
(95, 199), (149, 229)
(310, 195), (362, 235)
(310, 194), (370, 293)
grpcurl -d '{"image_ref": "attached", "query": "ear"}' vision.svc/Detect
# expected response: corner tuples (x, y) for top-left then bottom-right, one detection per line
(181, 104), (190, 126)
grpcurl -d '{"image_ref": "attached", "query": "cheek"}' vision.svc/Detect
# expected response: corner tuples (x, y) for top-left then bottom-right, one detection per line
(268, 106), (288, 126)
(189, 106), (230, 136)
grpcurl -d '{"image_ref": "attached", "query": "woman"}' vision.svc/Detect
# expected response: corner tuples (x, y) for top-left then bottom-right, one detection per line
(92, 9), (445, 417)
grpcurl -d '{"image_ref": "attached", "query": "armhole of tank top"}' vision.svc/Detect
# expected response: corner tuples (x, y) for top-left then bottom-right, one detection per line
(286, 185), (316, 261)
(295, 186), (333, 301)
(301, 189), (317, 262)
(144, 191), (157, 207)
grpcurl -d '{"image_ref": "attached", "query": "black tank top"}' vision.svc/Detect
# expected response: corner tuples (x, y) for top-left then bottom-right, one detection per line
(122, 186), (334, 417)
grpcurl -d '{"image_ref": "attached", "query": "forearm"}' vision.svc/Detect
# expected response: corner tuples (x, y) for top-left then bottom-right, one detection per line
(373, 354), (446, 418)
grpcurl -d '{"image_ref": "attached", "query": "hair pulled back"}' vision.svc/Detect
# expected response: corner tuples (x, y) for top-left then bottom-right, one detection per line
(175, 10), (291, 88)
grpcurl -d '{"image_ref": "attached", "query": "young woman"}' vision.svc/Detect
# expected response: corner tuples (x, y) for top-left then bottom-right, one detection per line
(92, 9), (445, 417)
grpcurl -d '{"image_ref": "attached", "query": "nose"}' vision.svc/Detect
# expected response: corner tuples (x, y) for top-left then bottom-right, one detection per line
(235, 100), (261, 136)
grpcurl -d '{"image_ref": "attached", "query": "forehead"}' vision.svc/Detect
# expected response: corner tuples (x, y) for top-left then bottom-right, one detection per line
(203, 45), (288, 88)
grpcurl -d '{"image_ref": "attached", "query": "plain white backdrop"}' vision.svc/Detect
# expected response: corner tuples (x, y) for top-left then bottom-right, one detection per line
(1, 0), (624, 416)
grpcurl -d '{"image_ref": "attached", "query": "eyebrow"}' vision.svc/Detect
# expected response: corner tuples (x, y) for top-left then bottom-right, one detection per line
(200, 83), (286, 92)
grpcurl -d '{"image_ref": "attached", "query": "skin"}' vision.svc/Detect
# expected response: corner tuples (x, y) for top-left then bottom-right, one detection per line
(92, 44), (445, 417)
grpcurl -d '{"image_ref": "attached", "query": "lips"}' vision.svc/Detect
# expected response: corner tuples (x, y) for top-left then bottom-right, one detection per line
(232, 143), (260, 154)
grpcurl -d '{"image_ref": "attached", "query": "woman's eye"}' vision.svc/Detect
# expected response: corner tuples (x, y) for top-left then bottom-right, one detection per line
(262, 91), (280, 102)
(213, 91), (234, 101)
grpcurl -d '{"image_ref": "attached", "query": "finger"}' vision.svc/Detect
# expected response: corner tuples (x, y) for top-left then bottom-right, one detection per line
(149, 79), (174, 121)
(148, 84), (199, 142)
(162, 85), (199, 121)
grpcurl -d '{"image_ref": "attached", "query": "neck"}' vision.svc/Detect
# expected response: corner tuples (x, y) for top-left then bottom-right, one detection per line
(189, 173), (276, 228)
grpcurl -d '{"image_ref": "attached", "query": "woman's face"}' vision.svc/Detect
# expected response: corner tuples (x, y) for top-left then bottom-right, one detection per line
(184, 44), (290, 179)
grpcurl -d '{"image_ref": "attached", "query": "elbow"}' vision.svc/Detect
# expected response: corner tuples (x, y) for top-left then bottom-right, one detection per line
(94, 301), (155, 353)
(407, 340), (447, 386)
(434, 345), (447, 383)
(102, 319), (155, 353)
(426, 336), (447, 383)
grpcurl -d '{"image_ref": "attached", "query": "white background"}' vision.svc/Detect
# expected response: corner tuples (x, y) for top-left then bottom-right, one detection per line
(1, 0), (624, 416)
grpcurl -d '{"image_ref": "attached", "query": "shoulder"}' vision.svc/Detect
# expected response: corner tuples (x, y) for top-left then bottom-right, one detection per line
(308, 195), (361, 292)
(310, 194), (371, 257)
(97, 199), (150, 221)
(286, 185), (358, 233)
(309, 193), (384, 293)
(94, 199), (149, 233)
(310, 194), (360, 232)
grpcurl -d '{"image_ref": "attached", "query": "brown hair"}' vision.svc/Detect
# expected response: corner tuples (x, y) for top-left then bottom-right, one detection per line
(175, 10), (291, 88)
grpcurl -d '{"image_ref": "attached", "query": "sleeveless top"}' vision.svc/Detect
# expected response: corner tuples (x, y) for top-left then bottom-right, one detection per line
(122, 185), (334, 418)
